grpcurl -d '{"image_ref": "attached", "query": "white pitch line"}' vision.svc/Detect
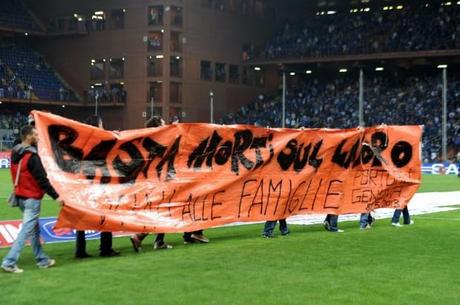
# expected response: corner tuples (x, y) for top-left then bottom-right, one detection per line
(287, 191), (460, 226)
(413, 217), (460, 221)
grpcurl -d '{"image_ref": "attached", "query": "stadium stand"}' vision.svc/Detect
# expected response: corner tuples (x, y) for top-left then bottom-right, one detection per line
(0, 112), (27, 131)
(220, 73), (460, 163)
(0, 44), (75, 101)
(235, 1), (460, 162)
(256, 3), (460, 60)
(0, 111), (28, 150)
(0, 0), (457, 162)
(0, 0), (42, 32)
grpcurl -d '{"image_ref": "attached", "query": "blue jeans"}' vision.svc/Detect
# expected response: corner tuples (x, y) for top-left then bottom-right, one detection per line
(359, 213), (373, 229)
(263, 219), (289, 236)
(1, 198), (50, 268)
(392, 207), (411, 224)
(324, 214), (339, 232)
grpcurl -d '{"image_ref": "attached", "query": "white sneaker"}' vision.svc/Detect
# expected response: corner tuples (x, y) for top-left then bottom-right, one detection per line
(336, 229), (344, 233)
(2, 265), (24, 273)
(407, 220), (414, 225)
(392, 223), (402, 227)
(38, 259), (55, 269)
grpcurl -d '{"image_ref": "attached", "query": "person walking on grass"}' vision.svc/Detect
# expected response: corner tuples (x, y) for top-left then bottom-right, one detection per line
(262, 219), (290, 238)
(1, 125), (64, 273)
(130, 116), (173, 252)
(75, 115), (120, 258)
(323, 214), (344, 233)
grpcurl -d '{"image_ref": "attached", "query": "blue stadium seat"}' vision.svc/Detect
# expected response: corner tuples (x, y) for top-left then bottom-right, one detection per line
(0, 0), (41, 32)
(0, 44), (75, 101)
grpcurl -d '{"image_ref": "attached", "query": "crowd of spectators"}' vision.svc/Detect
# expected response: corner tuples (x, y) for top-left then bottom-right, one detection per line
(47, 16), (87, 34)
(0, 112), (27, 130)
(255, 3), (460, 60)
(0, 60), (32, 100)
(86, 85), (127, 104)
(0, 44), (76, 101)
(220, 72), (460, 163)
(0, 0), (42, 32)
(0, 112), (28, 149)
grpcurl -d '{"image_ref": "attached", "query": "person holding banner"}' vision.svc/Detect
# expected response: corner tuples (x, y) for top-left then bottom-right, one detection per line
(171, 117), (210, 245)
(32, 111), (424, 237)
(1, 125), (64, 273)
(262, 219), (289, 238)
(75, 115), (120, 258)
(130, 116), (173, 252)
(323, 214), (344, 233)
(391, 207), (414, 227)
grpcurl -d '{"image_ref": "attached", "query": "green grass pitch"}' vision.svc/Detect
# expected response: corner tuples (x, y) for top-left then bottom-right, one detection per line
(0, 169), (459, 305)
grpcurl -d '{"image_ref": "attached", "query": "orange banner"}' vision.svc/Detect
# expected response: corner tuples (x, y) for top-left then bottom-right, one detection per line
(33, 111), (421, 233)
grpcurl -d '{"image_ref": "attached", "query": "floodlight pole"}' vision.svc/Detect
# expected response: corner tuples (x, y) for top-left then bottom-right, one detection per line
(359, 69), (364, 126)
(150, 96), (154, 119)
(442, 68), (447, 161)
(210, 90), (214, 124)
(95, 94), (99, 116)
(282, 71), (286, 128)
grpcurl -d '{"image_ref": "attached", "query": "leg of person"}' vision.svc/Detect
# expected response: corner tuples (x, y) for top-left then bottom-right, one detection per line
(324, 214), (331, 231)
(279, 219), (289, 235)
(154, 233), (165, 244)
(329, 215), (343, 232)
(100, 231), (112, 254)
(392, 209), (402, 227)
(75, 230), (90, 258)
(191, 230), (209, 243)
(262, 221), (277, 238)
(28, 199), (54, 268)
(183, 232), (194, 244)
(368, 213), (375, 226)
(100, 232), (120, 257)
(32, 220), (53, 268)
(359, 213), (371, 229)
(154, 233), (172, 249)
(137, 233), (149, 242)
(1, 199), (30, 273)
(402, 206), (413, 225)
(130, 232), (148, 252)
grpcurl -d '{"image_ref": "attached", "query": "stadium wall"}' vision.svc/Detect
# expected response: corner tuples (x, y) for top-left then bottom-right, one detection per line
(24, 0), (276, 129)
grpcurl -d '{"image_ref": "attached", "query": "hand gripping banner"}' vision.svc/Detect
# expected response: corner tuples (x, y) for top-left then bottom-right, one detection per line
(33, 111), (422, 233)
